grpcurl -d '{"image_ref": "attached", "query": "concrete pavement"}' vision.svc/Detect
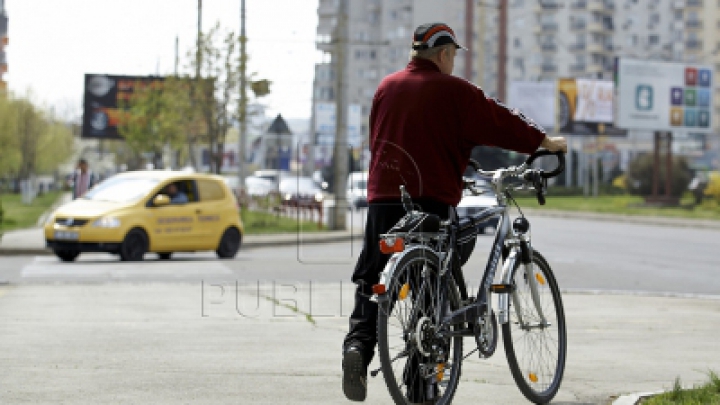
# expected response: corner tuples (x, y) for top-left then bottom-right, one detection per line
(0, 283), (718, 404)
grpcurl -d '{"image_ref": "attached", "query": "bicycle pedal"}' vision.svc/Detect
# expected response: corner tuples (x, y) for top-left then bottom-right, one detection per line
(490, 284), (515, 294)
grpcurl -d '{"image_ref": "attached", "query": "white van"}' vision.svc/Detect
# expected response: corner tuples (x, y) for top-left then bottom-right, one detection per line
(346, 171), (368, 209)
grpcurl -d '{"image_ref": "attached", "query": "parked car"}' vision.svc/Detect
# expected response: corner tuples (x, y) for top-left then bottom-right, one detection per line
(44, 171), (244, 262)
(245, 175), (276, 198)
(455, 182), (499, 234)
(253, 169), (290, 189)
(346, 171), (368, 209)
(278, 176), (324, 208)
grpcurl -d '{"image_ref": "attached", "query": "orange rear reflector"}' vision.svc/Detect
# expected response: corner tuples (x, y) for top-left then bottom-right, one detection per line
(529, 373), (538, 383)
(437, 363), (445, 382)
(398, 283), (410, 300)
(372, 284), (387, 295)
(535, 273), (546, 285)
(379, 237), (405, 254)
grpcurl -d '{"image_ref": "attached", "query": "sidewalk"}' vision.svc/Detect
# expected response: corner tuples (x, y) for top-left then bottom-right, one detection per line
(0, 283), (718, 404)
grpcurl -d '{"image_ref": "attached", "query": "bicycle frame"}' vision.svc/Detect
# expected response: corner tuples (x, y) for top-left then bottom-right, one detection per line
(375, 165), (550, 335)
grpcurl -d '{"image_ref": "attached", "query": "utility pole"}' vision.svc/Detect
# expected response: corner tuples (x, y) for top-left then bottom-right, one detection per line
(238, 0), (248, 195)
(196, 0), (202, 80)
(497, 0), (508, 101)
(331, 0), (349, 230)
(174, 36), (179, 76)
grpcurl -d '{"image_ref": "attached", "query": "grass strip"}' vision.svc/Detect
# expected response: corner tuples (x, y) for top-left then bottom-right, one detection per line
(512, 193), (720, 221)
(641, 372), (720, 404)
(241, 207), (325, 234)
(0, 191), (63, 232)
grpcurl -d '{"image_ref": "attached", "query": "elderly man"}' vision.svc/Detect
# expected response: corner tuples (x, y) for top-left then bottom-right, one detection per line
(341, 22), (566, 403)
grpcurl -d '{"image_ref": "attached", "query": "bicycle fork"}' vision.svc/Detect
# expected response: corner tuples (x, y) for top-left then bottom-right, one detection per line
(497, 240), (548, 328)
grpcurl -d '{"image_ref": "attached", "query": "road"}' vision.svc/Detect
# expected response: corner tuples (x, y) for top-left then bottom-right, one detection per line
(2, 215), (719, 296)
(1, 215), (719, 405)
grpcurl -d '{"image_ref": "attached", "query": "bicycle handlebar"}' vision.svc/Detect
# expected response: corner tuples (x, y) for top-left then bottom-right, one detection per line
(525, 149), (566, 179)
(467, 150), (566, 206)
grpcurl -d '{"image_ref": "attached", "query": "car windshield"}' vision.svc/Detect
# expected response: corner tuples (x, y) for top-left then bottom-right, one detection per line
(82, 176), (160, 203)
(279, 177), (317, 193)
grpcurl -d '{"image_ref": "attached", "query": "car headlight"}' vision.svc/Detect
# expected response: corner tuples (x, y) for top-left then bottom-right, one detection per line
(92, 217), (121, 228)
(315, 193), (324, 202)
(45, 212), (56, 226)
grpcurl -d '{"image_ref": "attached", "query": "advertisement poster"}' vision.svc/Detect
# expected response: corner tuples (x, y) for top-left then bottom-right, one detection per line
(82, 74), (164, 139)
(507, 81), (556, 130)
(616, 58), (713, 132)
(558, 78), (626, 136)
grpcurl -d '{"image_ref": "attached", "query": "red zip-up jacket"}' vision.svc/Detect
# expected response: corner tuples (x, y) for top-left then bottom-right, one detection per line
(368, 58), (546, 206)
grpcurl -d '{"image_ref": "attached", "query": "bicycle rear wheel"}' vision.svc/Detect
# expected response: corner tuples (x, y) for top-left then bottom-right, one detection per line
(377, 248), (463, 405)
(502, 250), (566, 404)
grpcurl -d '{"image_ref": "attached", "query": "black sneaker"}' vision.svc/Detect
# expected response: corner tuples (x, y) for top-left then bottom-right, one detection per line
(342, 346), (367, 401)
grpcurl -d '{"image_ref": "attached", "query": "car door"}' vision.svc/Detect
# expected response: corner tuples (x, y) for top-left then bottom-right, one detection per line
(148, 179), (201, 251)
(195, 178), (229, 248)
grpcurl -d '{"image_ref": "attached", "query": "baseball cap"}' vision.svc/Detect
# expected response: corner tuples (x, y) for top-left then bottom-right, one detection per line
(412, 22), (467, 51)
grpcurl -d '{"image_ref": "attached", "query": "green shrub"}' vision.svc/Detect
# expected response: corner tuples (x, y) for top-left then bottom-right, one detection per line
(0, 199), (4, 228)
(704, 171), (720, 203)
(625, 153), (693, 198)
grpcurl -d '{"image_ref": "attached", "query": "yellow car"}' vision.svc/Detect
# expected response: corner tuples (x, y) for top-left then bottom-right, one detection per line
(44, 171), (244, 262)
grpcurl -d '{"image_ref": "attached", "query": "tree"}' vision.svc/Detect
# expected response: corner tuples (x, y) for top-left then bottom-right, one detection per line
(188, 23), (242, 173)
(116, 77), (195, 169)
(0, 93), (75, 185)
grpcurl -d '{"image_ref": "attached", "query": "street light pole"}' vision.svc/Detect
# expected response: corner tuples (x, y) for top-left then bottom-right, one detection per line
(331, 0), (349, 230)
(238, 0), (248, 196)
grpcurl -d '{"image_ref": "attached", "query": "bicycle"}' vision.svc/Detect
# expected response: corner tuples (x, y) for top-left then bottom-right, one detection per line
(370, 150), (567, 404)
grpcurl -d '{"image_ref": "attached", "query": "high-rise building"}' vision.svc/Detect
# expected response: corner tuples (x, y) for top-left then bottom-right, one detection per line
(312, 0), (479, 153)
(0, 0), (8, 91)
(313, 0), (720, 146)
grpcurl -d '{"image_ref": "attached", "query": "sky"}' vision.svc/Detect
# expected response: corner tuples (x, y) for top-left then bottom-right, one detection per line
(5, 0), (319, 121)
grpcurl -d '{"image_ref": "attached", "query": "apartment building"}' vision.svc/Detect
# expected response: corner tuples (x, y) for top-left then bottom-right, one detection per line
(312, 0), (479, 150)
(0, 0), (8, 91)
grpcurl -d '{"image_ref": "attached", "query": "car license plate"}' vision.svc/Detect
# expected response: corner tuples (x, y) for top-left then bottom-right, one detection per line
(54, 230), (79, 241)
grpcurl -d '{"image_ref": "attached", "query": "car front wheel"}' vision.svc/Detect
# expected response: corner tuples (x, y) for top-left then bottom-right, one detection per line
(54, 249), (80, 262)
(119, 228), (148, 261)
(216, 227), (242, 259)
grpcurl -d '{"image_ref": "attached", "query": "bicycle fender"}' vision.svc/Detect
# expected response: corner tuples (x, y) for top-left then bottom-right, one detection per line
(372, 245), (440, 302)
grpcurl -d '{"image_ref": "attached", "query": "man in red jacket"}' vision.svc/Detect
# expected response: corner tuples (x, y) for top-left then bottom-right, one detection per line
(342, 22), (567, 403)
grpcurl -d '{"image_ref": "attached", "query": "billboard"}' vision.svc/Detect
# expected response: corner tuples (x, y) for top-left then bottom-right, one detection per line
(558, 78), (626, 136)
(82, 74), (164, 139)
(616, 58), (714, 132)
(507, 81), (556, 130)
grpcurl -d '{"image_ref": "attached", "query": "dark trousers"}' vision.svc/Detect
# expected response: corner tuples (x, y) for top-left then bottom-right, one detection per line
(343, 198), (452, 366)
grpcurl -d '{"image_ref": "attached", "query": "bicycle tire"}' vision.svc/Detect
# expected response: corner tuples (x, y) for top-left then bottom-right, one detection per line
(377, 248), (463, 405)
(502, 250), (566, 404)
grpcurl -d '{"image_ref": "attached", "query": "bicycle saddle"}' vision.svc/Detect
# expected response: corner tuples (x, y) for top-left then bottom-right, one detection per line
(387, 212), (441, 234)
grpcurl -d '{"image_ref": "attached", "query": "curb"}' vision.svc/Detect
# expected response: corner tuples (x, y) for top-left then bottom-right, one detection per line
(0, 231), (366, 256)
(612, 391), (662, 405)
(523, 209), (720, 230)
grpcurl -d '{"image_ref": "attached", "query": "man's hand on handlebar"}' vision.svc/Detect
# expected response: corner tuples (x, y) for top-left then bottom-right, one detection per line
(540, 136), (567, 153)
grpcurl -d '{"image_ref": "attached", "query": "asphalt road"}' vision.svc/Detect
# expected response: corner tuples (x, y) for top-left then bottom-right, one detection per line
(2, 215), (719, 297)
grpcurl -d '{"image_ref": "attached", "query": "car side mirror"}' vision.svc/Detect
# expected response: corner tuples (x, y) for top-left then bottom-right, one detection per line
(153, 194), (171, 207)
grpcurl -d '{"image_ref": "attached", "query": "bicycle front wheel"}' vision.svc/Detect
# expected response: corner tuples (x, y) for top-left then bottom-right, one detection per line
(377, 248), (463, 405)
(502, 250), (566, 404)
